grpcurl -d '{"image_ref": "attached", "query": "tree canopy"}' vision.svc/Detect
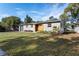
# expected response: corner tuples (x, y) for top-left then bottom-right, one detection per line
(60, 13), (68, 20)
(64, 4), (79, 21)
(46, 16), (58, 22)
(60, 3), (79, 31)
(1, 16), (21, 31)
(24, 15), (33, 24)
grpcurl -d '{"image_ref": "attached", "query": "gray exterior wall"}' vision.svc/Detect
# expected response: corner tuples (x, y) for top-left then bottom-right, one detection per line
(43, 22), (61, 32)
(23, 24), (35, 32)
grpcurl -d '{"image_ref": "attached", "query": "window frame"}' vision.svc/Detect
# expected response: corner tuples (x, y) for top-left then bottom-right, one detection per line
(48, 23), (51, 27)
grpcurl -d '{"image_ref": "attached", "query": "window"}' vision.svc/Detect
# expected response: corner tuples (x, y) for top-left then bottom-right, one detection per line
(48, 23), (51, 27)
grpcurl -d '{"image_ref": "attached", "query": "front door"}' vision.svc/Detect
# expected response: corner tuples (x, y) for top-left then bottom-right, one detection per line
(38, 24), (44, 32)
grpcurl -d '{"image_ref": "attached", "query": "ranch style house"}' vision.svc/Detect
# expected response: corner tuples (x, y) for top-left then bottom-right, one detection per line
(19, 20), (61, 32)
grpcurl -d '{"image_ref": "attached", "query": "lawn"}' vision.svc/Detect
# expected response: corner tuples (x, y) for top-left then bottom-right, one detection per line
(0, 32), (79, 56)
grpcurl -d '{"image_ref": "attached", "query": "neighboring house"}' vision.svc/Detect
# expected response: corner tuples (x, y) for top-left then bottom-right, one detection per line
(19, 20), (61, 32)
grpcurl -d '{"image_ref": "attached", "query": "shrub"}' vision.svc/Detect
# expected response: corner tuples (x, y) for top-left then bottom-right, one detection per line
(0, 25), (6, 32)
(53, 26), (59, 33)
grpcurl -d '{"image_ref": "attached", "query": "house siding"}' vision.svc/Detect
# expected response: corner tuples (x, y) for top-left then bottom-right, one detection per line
(43, 23), (61, 32)
(23, 24), (35, 32)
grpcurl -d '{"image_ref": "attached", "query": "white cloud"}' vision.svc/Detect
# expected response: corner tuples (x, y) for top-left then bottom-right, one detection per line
(15, 8), (26, 16)
(30, 11), (45, 15)
(0, 14), (10, 21)
(41, 10), (63, 21)
(16, 8), (25, 12)
(41, 4), (67, 21)
(16, 10), (26, 16)
(15, 8), (21, 10)
(15, 4), (68, 21)
(15, 8), (46, 21)
(41, 4), (58, 21)
(0, 14), (10, 17)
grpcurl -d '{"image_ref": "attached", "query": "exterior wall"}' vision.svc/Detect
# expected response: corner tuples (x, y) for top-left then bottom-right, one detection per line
(43, 23), (61, 32)
(43, 24), (52, 31)
(23, 24), (35, 32)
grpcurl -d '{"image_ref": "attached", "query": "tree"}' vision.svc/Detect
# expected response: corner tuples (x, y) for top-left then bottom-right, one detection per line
(64, 3), (79, 29)
(49, 16), (54, 20)
(47, 16), (58, 22)
(0, 22), (6, 32)
(60, 13), (69, 32)
(24, 15), (33, 24)
(1, 16), (21, 31)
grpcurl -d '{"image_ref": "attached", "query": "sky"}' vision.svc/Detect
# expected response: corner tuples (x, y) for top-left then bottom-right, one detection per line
(0, 3), (68, 21)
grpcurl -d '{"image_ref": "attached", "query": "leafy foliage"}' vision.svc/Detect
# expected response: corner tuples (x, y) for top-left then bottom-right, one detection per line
(60, 13), (69, 32)
(1, 16), (21, 31)
(60, 3), (79, 31)
(64, 3), (79, 23)
(46, 16), (58, 22)
(24, 15), (33, 24)
(0, 22), (6, 32)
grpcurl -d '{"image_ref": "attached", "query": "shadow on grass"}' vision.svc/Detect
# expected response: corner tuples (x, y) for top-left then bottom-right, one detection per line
(0, 36), (79, 56)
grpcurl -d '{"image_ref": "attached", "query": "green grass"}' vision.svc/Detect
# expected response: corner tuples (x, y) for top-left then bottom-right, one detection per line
(0, 32), (79, 56)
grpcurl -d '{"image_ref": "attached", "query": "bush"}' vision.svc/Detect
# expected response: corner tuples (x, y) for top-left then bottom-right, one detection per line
(0, 25), (6, 32)
(53, 26), (59, 33)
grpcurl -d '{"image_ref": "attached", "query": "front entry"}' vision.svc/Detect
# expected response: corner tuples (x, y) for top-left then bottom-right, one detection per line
(35, 24), (44, 32)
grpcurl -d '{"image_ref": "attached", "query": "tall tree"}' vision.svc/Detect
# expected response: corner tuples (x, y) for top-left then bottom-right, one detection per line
(49, 16), (54, 20)
(1, 16), (21, 31)
(47, 16), (58, 22)
(64, 3), (79, 29)
(0, 22), (6, 32)
(60, 13), (69, 32)
(24, 15), (33, 24)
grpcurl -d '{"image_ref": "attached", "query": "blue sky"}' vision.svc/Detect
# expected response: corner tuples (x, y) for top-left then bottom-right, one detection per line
(0, 3), (68, 21)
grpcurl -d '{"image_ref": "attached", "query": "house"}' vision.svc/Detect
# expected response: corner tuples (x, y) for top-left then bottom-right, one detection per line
(19, 20), (61, 32)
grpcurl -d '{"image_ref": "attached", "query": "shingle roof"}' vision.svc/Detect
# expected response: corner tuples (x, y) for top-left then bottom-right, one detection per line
(20, 20), (61, 25)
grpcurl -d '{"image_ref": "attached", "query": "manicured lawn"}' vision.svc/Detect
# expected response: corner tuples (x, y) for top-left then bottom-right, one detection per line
(0, 32), (79, 56)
